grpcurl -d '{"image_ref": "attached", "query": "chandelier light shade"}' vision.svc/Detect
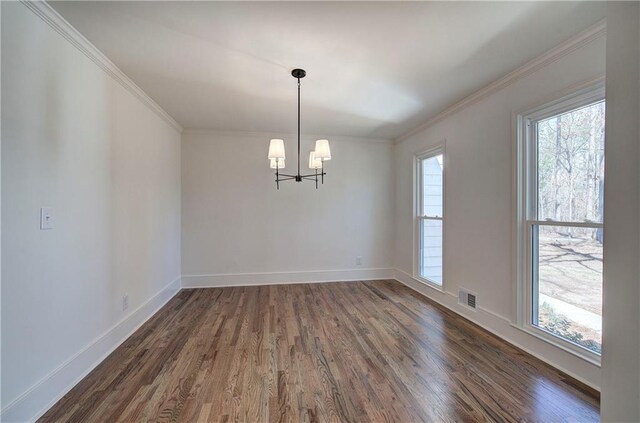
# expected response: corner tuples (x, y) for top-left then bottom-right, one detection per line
(268, 139), (285, 160)
(268, 68), (330, 189)
(308, 152), (322, 170)
(314, 139), (331, 161)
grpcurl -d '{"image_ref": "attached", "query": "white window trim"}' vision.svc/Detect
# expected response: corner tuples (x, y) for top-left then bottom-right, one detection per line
(413, 142), (446, 290)
(514, 80), (605, 365)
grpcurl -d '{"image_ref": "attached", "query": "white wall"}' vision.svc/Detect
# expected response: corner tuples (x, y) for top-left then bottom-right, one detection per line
(600, 3), (640, 421)
(393, 32), (606, 388)
(1, 3), (182, 421)
(181, 131), (394, 286)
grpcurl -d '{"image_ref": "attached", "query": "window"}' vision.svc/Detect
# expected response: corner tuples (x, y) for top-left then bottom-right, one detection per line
(416, 147), (444, 286)
(517, 83), (604, 359)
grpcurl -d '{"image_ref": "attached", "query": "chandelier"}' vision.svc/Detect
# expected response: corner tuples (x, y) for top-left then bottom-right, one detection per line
(267, 69), (331, 189)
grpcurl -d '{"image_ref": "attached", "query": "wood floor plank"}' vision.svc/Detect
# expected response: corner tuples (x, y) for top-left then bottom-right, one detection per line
(39, 281), (599, 422)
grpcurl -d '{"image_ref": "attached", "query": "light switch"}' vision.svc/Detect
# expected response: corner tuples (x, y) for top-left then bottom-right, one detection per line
(40, 207), (54, 230)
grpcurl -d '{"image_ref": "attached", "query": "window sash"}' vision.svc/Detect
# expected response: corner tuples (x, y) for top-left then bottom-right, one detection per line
(417, 153), (444, 219)
(526, 112), (605, 226)
(527, 220), (603, 355)
(418, 216), (443, 285)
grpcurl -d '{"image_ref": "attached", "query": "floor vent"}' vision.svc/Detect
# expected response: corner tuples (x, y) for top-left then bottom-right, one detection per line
(458, 289), (477, 310)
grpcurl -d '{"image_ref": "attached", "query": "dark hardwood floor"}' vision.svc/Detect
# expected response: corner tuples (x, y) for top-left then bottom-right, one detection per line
(39, 280), (599, 422)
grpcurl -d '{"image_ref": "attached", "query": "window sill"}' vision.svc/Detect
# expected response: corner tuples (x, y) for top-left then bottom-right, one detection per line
(511, 322), (601, 367)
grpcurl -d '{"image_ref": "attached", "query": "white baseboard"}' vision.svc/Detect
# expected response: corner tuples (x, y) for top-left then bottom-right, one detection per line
(181, 268), (394, 288)
(0, 276), (182, 423)
(393, 269), (600, 392)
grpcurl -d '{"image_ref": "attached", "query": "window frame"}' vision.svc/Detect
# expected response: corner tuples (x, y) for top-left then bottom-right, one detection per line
(414, 143), (446, 290)
(515, 80), (605, 365)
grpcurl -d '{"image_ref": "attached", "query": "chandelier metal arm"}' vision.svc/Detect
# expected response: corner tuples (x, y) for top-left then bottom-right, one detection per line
(300, 173), (325, 179)
(275, 173), (322, 182)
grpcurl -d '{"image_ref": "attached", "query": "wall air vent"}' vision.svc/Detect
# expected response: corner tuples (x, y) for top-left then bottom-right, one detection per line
(458, 288), (477, 310)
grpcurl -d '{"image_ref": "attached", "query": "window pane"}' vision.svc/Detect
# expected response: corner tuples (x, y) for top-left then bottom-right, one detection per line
(422, 154), (443, 217)
(420, 219), (442, 285)
(536, 101), (605, 223)
(533, 225), (602, 354)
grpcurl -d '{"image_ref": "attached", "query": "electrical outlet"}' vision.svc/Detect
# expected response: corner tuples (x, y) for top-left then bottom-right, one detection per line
(356, 256), (362, 266)
(40, 207), (54, 230)
(122, 294), (129, 311)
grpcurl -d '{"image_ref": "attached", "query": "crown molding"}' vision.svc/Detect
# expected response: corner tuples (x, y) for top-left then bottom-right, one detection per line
(394, 19), (606, 144)
(21, 1), (183, 134)
(181, 128), (393, 144)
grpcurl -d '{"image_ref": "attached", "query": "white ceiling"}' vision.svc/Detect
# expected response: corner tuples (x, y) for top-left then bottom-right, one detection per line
(50, 1), (606, 139)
